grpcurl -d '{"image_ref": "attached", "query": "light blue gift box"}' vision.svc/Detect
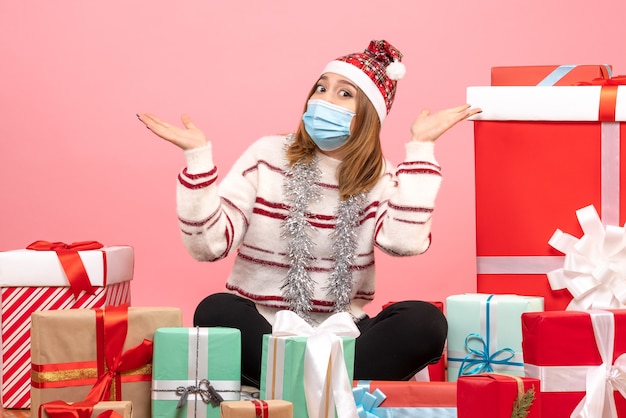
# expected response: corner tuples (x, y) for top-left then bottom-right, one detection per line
(446, 293), (543, 382)
(151, 327), (241, 418)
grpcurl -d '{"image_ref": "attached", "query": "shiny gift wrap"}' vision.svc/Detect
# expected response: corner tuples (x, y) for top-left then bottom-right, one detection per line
(0, 243), (133, 409)
(522, 309), (626, 417)
(220, 400), (293, 418)
(457, 374), (540, 418)
(468, 80), (626, 310)
(260, 311), (358, 418)
(151, 327), (241, 418)
(29, 306), (182, 418)
(446, 293), (543, 381)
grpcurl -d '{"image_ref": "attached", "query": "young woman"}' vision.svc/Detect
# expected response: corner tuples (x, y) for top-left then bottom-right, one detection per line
(137, 40), (480, 387)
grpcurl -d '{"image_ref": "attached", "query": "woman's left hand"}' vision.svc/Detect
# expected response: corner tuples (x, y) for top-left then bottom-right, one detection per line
(410, 104), (481, 143)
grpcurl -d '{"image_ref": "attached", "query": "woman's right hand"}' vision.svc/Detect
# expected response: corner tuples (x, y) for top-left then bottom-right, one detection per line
(137, 113), (207, 151)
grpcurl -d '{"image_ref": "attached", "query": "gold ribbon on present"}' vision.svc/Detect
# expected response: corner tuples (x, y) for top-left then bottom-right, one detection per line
(486, 373), (536, 418)
(31, 305), (153, 398)
(84, 304), (153, 403)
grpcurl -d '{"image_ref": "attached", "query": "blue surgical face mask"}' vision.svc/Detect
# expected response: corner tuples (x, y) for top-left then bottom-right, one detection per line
(302, 99), (355, 151)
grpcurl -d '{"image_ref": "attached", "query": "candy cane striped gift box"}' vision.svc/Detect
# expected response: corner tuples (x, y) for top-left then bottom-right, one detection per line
(0, 244), (133, 409)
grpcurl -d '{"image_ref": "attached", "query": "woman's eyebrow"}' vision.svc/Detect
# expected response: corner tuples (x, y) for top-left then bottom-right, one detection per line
(337, 79), (357, 90)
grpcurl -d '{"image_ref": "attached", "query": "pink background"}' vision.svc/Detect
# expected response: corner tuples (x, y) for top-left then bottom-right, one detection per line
(1, 1), (625, 325)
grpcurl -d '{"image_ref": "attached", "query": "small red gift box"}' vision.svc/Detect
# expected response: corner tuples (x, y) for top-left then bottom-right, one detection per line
(354, 380), (457, 416)
(0, 242), (133, 409)
(522, 310), (626, 417)
(468, 79), (626, 310)
(457, 373), (541, 418)
(491, 64), (612, 86)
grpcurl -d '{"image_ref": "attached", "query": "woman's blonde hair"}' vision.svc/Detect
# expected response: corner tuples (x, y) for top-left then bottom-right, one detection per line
(286, 84), (384, 201)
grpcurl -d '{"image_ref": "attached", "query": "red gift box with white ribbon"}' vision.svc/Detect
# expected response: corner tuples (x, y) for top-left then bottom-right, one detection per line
(522, 309), (626, 417)
(467, 78), (626, 310)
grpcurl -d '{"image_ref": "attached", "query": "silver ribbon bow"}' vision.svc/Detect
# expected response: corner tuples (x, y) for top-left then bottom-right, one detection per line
(175, 378), (223, 408)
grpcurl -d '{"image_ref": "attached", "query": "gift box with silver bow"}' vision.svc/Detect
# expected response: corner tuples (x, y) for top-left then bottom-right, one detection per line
(446, 293), (543, 382)
(151, 327), (241, 418)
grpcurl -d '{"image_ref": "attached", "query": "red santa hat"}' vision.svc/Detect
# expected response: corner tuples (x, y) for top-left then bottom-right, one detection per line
(321, 39), (406, 123)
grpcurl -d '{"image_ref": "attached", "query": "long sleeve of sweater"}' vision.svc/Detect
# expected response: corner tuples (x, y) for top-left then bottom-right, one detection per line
(373, 140), (442, 256)
(176, 141), (252, 262)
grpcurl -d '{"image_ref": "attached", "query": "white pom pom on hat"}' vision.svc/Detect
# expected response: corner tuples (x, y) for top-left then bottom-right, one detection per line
(386, 60), (407, 81)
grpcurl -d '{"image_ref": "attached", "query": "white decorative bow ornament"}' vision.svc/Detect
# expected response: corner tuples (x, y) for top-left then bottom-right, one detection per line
(547, 205), (626, 310)
(272, 310), (360, 418)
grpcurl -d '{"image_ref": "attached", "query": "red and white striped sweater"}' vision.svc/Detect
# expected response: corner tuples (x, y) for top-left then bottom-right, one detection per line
(177, 135), (442, 324)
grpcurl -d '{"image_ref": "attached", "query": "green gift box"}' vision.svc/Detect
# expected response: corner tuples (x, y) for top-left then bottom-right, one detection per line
(259, 311), (358, 418)
(446, 293), (544, 381)
(151, 327), (241, 418)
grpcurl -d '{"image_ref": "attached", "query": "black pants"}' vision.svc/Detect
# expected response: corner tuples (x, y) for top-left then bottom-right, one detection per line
(194, 293), (447, 387)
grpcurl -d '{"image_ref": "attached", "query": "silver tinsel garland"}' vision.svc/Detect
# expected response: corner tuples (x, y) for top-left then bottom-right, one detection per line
(281, 155), (366, 321)
(324, 191), (366, 312)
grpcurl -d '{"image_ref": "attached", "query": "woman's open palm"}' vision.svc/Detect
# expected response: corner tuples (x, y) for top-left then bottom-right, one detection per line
(137, 113), (207, 150)
(410, 104), (481, 143)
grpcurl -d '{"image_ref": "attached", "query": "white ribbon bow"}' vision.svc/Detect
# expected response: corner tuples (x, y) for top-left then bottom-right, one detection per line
(571, 311), (626, 418)
(272, 310), (360, 418)
(547, 205), (626, 310)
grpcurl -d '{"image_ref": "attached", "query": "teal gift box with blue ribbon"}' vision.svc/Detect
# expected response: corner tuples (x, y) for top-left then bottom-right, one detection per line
(446, 293), (543, 382)
(151, 327), (241, 418)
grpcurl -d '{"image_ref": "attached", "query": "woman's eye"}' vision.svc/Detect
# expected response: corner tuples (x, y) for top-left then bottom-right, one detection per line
(340, 90), (353, 98)
(315, 85), (326, 93)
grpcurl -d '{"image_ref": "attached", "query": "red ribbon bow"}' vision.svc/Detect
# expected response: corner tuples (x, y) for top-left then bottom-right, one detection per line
(577, 75), (626, 121)
(40, 400), (123, 418)
(26, 240), (105, 299)
(84, 304), (153, 404)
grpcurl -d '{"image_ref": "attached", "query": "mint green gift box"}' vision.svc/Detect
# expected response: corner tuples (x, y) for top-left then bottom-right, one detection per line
(151, 327), (241, 418)
(260, 334), (355, 418)
(446, 293), (543, 382)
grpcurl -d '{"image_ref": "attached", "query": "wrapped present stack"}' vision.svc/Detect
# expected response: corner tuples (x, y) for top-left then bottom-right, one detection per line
(0, 241), (134, 409)
(30, 304), (182, 418)
(463, 64), (626, 417)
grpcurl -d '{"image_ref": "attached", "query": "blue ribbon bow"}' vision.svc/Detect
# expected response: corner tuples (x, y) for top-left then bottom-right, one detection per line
(457, 333), (522, 376)
(353, 386), (386, 418)
(454, 295), (524, 378)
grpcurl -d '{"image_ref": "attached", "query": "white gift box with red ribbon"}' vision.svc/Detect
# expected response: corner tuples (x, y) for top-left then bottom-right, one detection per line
(0, 243), (133, 408)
